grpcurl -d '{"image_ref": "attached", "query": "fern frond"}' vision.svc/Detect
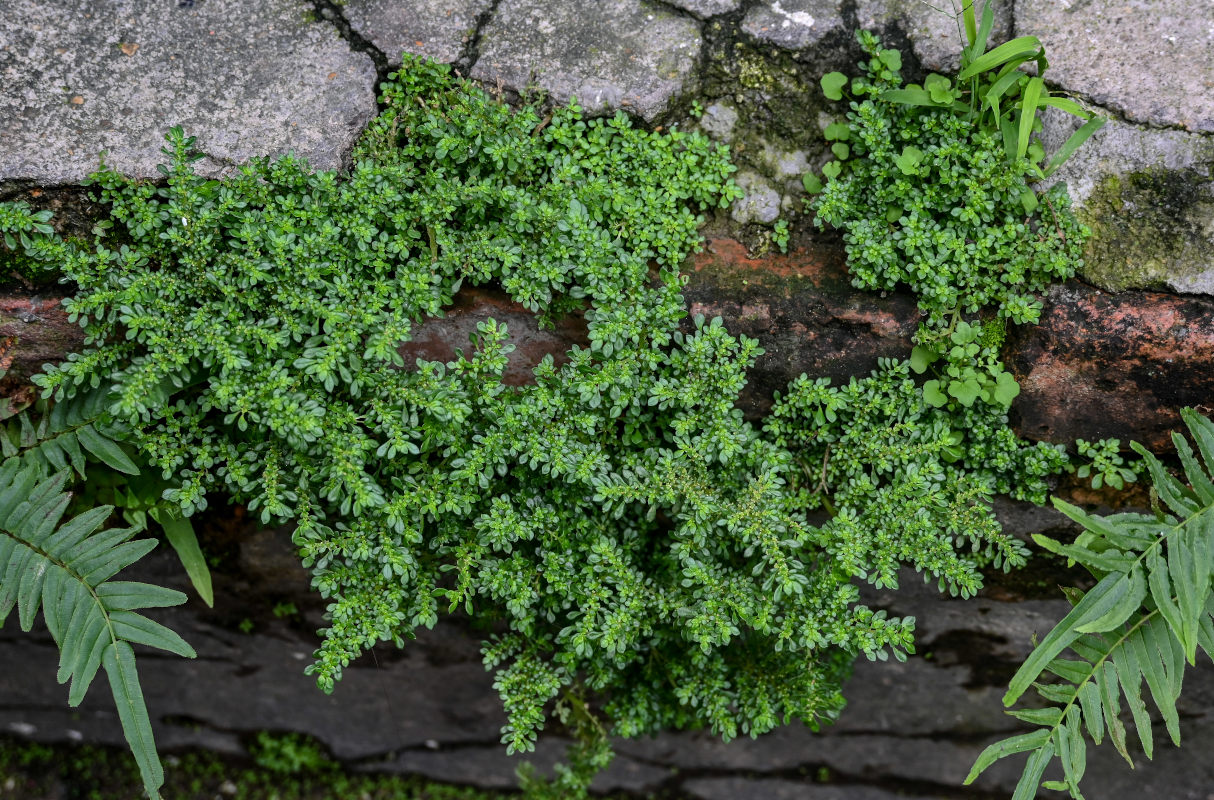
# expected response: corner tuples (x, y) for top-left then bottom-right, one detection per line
(0, 387), (138, 477)
(966, 408), (1214, 798)
(0, 460), (194, 799)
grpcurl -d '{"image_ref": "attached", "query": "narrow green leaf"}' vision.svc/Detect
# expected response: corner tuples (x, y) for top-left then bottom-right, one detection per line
(1129, 623), (1181, 746)
(103, 641), (164, 800)
(67, 625), (108, 707)
(59, 430), (86, 477)
(881, 87), (937, 107)
(1006, 706), (1063, 726)
(1043, 116), (1105, 176)
(40, 567), (67, 641)
(1147, 546), (1184, 648)
(1063, 706), (1087, 786)
(1113, 643), (1154, 760)
(964, 729), (1051, 783)
(110, 610), (196, 658)
(96, 582), (188, 611)
(1033, 681), (1077, 704)
(1077, 680), (1103, 744)
(1011, 741), (1054, 800)
(1076, 567), (1146, 634)
(1181, 408), (1214, 474)
(960, 37), (1043, 80)
(967, 0), (996, 63)
(1097, 661), (1131, 766)
(0, 467), (46, 528)
(1172, 433), (1214, 505)
(962, 0), (977, 46)
(1045, 658), (1091, 683)
(1016, 78), (1044, 161)
(77, 424), (139, 475)
(152, 509), (213, 607)
(42, 506), (115, 559)
(16, 556), (50, 631)
(82, 538), (160, 585)
(1038, 95), (1091, 118)
(1004, 573), (1126, 705)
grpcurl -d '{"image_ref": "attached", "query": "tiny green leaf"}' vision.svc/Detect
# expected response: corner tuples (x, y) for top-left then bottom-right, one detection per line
(820, 72), (848, 100)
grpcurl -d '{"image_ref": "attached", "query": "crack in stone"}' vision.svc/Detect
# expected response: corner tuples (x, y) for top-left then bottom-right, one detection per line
(307, 0), (392, 101)
(453, 0), (503, 77)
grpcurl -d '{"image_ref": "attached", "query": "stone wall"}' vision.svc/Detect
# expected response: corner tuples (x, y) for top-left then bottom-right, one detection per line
(1, 0), (1213, 797)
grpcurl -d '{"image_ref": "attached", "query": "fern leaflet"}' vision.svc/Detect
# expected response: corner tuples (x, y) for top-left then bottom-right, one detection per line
(0, 460), (195, 799)
(966, 408), (1214, 799)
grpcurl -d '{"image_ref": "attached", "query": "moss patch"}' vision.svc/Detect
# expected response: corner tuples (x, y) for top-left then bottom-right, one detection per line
(1080, 167), (1214, 292)
(0, 734), (674, 800)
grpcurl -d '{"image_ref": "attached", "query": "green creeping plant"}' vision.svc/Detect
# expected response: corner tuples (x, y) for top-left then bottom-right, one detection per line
(807, 22), (1101, 329)
(1, 52), (1084, 797)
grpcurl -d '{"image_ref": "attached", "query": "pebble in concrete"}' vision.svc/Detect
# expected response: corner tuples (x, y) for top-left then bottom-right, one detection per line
(730, 171), (782, 224)
(666, 0), (744, 18)
(699, 101), (739, 142)
(742, 0), (847, 53)
(342, 0), (493, 65)
(1017, 0), (1214, 133)
(471, 0), (701, 122)
(0, 0), (377, 186)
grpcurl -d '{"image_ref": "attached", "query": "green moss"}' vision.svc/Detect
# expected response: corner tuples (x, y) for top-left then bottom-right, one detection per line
(0, 734), (607, 800)
(1080, 167), (1214, 292)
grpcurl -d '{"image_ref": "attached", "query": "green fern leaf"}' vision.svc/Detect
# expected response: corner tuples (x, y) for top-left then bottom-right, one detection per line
(0, 464), (194, 799)
(0, 388), (135, 478)
(972, 409), (1214, 798)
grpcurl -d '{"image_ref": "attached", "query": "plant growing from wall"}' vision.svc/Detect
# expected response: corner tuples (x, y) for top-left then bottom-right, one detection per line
(804, 5), (1102, 329)
(0, 17), (1112, 795)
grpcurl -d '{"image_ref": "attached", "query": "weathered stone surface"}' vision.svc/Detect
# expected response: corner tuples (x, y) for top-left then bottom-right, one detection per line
(1016, 0), (1214, 133)
(666, 0), (743, 18)
(683, 238), (918, 417)
(856, 0), (1012, 74)
(343, 0), (492, 65)
(1041, 110), (1214, 294)
(470, 0), (701, 122)
(730, 170), (783, 224)
(399, 286), (589, 386)
(0, 293), (85, 382)
(0, 0), (377, 186)
(699, 101), (740, 142)
(6, 547), (1214, 797)
(1009, 282), (1214, 450)
(684, 780), (907, 799)
(742, 0), (847, 53)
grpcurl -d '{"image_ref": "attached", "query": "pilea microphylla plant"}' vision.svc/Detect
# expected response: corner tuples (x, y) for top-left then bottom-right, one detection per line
(0, 12), (1157, 798)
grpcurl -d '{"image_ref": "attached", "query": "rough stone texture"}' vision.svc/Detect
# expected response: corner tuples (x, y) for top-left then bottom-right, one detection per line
(7, 548), (1214, 798)
(730, 171), (783, 224)
(399, 286), (589, 385)
(683, 238), (918, 417)
(742, 0), (847, 53)
(856, 0), (1012, 73)
(0, 0), (377, 186)
(470, 0), (701, 122)
(666, 0), (743, 18)
(1016, 0), (1214, 133)
(684, 780), (908, 799)
(0, 293), (85, 382)
(343, 0), (493, 65)
(1009, 282), (1214, 450)
(1041, 109), (1214, 294)
(699, 101), (739, 142)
